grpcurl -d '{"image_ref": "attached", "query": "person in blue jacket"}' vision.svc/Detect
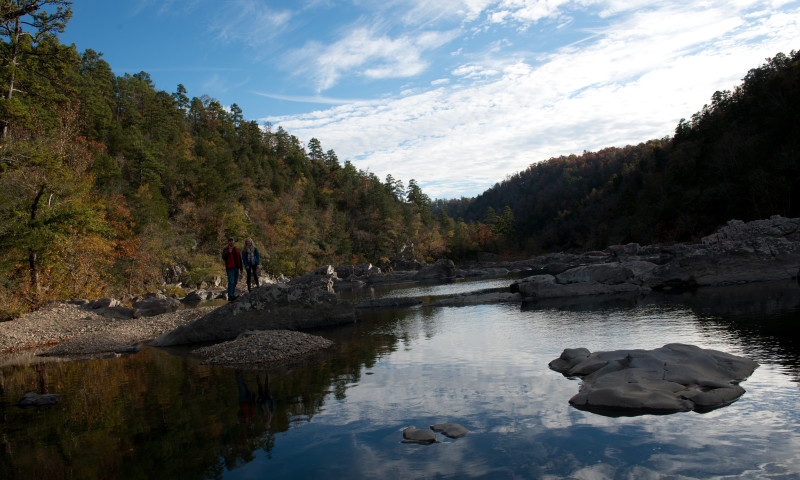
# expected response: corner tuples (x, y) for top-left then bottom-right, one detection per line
(242, 237), (261, 292)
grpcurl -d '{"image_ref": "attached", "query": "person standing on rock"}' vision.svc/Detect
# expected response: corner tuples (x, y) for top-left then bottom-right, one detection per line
(242, 238), (261, 292)
(222, 237), (244, 301)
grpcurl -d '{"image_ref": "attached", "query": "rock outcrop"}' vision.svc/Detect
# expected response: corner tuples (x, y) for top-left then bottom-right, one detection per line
(414, 259), (456, 280)
(150, 273), (355, 347)
(549, 343), (759, 415)
(511, 216), (800, 300)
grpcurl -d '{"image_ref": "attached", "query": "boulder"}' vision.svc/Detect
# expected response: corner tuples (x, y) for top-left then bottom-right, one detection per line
(133, 295), (181, 317)
(150, 274), (355, 347)
(430, 423), (469, 438)
(182, 290), (210, 303)
(414, 259), (456, 280)
(334, 265), (355, 279)
(402, 426), (437, 444)
(87, 298), (119, 309)
(103, 306), (139, 319)
(549, 343), (758, 415)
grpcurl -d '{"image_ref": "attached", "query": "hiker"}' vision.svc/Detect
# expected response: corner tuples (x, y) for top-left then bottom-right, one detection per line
(242, 237), (261, 292)
(222, 236), (244, 301)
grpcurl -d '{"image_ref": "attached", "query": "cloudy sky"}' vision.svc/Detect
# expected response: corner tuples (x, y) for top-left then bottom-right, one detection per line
(62, 0), (800, 198)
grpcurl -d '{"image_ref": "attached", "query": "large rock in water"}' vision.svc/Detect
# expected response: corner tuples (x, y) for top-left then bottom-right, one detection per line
(549, 343), (758, 415)
(150, 273), (355, 347)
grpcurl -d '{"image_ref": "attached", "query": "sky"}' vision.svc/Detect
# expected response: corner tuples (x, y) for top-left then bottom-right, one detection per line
(60, 0), (800, 199)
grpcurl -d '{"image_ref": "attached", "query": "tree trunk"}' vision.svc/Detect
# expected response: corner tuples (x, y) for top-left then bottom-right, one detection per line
(28, 184), (46, 304)
(1, 18), (21, 138)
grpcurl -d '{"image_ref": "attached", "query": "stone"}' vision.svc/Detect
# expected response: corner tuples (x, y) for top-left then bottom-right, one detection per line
(402, 426), (437, 444)
(549, 343), (759, 415)
(182, 290), (208, 303)
(414, 259), (456, 280)
(87, 298), (119, 309)
(103, 306), (139, 319)
(15, 392), (62, 409)
(133, 295), (181, 317)
(430, 423), (468, 438)
(334, 265), (355, 279)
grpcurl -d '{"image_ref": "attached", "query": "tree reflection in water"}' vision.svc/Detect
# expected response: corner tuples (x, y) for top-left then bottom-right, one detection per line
(1, 279), (799, 479)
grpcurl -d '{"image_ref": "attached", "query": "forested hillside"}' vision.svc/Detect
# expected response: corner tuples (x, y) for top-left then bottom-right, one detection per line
(1, 2), (797, 318)
(444, 49), (800, 252)
(1, 1), (497, 317)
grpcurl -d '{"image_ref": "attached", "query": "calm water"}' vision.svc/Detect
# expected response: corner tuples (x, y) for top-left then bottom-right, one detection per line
(2, 278), (800, 479)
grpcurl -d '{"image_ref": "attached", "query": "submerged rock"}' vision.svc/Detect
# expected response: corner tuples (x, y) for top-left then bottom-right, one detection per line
(430, 423), (469, 438)
(549, 343), (758, 415)
(15, 392), (62, 409)
(402, 426), (437, 444)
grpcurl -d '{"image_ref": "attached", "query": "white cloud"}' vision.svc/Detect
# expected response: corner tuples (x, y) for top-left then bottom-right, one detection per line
(291, 25), (459, 91)
(208, 0), (293, 47)
(268, 0), (800, 199)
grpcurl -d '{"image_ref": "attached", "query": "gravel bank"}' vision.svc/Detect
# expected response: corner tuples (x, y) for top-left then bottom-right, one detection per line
(192, 330), (335, 368)
(0, 302), (338, 368)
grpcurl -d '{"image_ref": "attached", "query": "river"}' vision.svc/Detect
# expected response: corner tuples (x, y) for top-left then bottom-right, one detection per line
(1, 277), (799, 479)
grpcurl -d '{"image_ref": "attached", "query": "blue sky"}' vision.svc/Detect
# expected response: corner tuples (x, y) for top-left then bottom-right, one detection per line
(60, 0), (800, 199)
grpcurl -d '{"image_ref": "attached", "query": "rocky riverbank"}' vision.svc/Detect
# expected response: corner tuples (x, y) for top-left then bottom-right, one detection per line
(0, 303), (217, 366)
(4, 215), (798, 368)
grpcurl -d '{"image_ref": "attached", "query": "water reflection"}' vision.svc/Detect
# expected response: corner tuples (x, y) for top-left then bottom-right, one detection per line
(1, 277), (800, 479)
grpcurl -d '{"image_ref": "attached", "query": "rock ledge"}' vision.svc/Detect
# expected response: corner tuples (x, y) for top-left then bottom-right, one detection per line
(549, 343), (759, 415)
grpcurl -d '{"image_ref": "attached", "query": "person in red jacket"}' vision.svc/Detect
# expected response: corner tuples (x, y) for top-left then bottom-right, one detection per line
(222, 236), (244, 301)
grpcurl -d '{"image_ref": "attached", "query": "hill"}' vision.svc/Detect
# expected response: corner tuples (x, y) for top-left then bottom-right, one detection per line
(444, 50), (800, 252)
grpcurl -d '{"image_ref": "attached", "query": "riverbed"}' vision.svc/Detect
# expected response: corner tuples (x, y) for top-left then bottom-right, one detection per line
(2, 278), (799, 479)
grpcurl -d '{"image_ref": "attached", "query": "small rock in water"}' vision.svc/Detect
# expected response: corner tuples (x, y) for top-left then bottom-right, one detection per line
(15, 392), (62, 409)
(402, 426), (437, 444)
(430, 423), (469, 438)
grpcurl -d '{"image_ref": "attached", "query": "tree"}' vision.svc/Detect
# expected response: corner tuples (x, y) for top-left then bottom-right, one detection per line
(0, 0), (73, 137)
(307, 137), (323, 161)
(0, 104), (110, 308)
(172, 83), (188, 111)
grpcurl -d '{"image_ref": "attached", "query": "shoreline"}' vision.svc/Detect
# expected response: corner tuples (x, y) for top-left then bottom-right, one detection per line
(0, 303), (217, 367)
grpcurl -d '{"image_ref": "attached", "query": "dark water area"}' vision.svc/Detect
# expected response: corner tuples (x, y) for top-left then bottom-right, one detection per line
(2, 279), (800, 479)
